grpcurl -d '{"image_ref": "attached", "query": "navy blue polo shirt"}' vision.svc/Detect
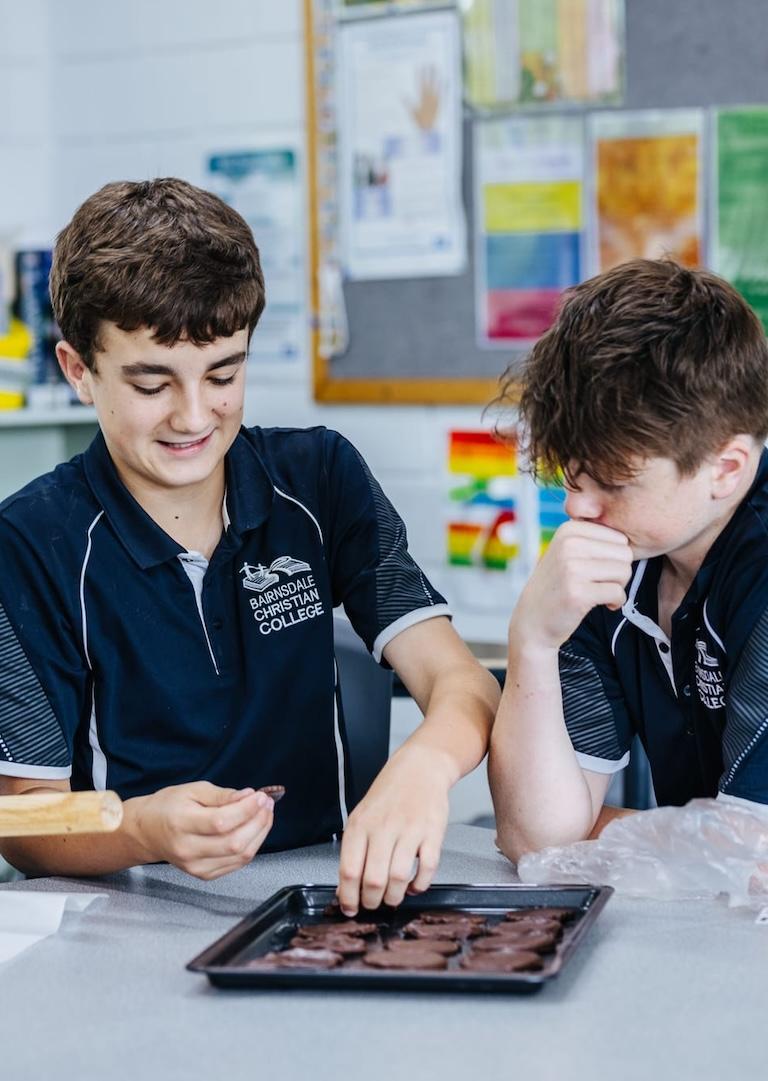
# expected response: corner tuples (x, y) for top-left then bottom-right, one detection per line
(559, 449), (768, 807)
(0, 426), (449, 850)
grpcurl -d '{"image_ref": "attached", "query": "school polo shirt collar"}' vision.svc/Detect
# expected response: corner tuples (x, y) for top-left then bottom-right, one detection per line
(82, 428), (274, 569)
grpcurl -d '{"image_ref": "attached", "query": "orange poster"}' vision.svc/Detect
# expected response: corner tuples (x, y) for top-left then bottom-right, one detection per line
(592, 110), (704, 272)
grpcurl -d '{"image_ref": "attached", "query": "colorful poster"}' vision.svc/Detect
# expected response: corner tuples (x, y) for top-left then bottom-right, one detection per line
(207, 149), (304, 363)
(538, 477), (569, 554)
(463, 0), (624, 110)
(591, 110), (704, 273)
(446, 430), (520, 570)
(337, 10), (466, 280)
(476, 114), (585, 344)
(715, 108), (768, 332)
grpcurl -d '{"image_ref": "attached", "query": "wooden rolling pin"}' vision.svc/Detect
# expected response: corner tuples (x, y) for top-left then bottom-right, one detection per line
(0, 791), (123, 837)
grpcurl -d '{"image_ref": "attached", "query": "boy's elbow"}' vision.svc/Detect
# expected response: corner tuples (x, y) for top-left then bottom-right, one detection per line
(494, 815), (593, 865)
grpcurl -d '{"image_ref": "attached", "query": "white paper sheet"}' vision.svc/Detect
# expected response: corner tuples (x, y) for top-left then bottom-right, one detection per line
(0, 892), (106, 964)
(337, 10), (466, 280)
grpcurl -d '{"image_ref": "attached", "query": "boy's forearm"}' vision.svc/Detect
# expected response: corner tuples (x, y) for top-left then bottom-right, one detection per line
(397, 663), (499, 784)
(0, 795), (153, 877)
(489, 637), (595, 860)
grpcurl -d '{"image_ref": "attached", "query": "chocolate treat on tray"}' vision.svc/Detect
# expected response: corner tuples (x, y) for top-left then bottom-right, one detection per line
(295, 920), (378, 939)
(461, 950), (542, 973)
(418, 912), (486, 928)
(486, 927), (559, 949)
(472, 931), (555, 952)
(290, 933), (368, 956)
(504, 907), (573, 923)
(403, 918), (484, 940)
(385, 937), (460, 957)
(247, 947), (343, 970)
(362, 948), (448, 971)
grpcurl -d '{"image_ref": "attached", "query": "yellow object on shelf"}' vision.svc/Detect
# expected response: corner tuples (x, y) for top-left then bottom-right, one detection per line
(0, 317), (32, 410)
(0, 316), (32, 358)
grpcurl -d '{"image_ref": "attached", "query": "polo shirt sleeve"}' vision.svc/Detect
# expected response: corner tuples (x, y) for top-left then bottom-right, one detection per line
(0, 516), (82, 780)
(559, 611), (633, 775)
(324, 432), (450, 664)
(719, 603), (768, 805)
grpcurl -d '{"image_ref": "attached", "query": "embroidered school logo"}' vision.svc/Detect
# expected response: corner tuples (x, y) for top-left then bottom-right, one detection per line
(239, 557), (311, 593)
(240, 557), (324, 636)
(694, 636), (725, 710)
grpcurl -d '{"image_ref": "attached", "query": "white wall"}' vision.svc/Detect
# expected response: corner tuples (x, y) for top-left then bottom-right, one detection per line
(2, 0), (527, 821)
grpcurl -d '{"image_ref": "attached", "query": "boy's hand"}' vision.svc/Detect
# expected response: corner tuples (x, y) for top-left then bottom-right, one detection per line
(127, 781), (274, 880)
(513, 520), (633, 651)
(336, 746), (450, 916)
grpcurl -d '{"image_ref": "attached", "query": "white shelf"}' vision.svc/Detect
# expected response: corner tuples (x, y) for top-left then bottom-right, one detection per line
(0, 407), (98, 428)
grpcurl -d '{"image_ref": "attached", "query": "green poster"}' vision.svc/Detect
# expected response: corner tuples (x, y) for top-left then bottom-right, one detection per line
(717, 108), (768, 332)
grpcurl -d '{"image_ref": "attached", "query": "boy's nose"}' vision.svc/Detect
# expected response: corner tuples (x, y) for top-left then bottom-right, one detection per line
(564, 487), (603, 520)
(170, 392), (209, 432)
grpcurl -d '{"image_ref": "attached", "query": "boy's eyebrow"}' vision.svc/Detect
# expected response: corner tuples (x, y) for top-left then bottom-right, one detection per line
(121, 353), (247, 378)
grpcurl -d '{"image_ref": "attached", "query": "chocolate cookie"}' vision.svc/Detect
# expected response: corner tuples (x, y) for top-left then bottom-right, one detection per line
(473, 930), (555, 952)
(363, 948), (448, 971)
(504, 907), (573, 923)
(486, 927), (558, 949)
(418, 912), (486, 928)
(386, 937), (460, 956)
(295, 920), (377, 939)
(290, 933), (367, 956)
(403, 918), (483, 940)
(461, 950), (542, 973)
(247, 947), (343, 970)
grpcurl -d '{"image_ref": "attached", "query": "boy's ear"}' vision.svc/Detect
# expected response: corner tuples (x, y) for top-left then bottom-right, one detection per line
(711, 436), (755, 499)
(56, 341), (95, 405)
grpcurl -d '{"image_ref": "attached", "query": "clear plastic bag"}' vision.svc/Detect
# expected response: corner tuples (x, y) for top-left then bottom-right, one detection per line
(516, 798), (768, 909)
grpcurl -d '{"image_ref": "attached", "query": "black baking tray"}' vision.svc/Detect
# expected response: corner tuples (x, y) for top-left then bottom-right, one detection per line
(187, 883), (612, 993)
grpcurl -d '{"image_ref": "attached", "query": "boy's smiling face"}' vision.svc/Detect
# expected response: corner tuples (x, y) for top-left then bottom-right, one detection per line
(57, 322), (248, 504)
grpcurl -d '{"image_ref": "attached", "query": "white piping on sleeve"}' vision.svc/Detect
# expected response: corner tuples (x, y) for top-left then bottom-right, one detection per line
(372, 604), (452, 664)
(575, 749), (631, 774)
(0, 761), (72, 779)
(80, 511), (109, 789)
(332, 659), (348, 827)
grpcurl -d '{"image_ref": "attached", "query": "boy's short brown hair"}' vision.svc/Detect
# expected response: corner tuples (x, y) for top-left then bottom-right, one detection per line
(50, 178), (266, 368)
(496, 259), (768, 486)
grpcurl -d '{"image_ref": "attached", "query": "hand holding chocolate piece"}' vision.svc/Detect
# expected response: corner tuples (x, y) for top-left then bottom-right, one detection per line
(257, 785), (286, 803)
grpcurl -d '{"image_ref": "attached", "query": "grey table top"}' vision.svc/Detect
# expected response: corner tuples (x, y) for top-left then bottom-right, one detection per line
(0, 824), (763, 1081)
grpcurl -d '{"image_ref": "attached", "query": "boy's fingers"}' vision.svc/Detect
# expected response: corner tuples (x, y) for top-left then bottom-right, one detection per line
(190, 791), (270, 836)
(382, 835), (420, 907)
(180, 803), (273, 857)
(409, 837), (441, 894)
(359, 834), (398, 912)
(337, 828), (369, 916)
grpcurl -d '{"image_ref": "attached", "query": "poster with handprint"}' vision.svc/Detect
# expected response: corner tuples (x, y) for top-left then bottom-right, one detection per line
(337, 10), (466, 280)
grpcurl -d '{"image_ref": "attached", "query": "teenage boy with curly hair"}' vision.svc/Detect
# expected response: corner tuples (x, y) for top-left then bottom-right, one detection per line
(489, 259), (768, 860)
(0, 178), (499, 910)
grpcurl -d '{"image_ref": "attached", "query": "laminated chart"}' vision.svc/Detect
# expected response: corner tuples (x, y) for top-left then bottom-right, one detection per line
(714, 107), (768, 333)
(475, 115), (585, 345)
(447, 430), (520, 570)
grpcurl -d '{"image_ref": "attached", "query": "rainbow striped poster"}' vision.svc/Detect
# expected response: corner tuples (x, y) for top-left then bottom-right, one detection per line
(446, 430), (520, 570)
(538, 474), (569, 553)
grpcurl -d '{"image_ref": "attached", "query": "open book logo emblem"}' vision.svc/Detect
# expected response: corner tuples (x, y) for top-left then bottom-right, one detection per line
(239, 556), (312, 593)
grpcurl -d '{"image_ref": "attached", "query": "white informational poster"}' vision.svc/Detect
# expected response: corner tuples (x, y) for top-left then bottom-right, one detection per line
(337, 10), (466, 280)
(206, 149), (304, 363)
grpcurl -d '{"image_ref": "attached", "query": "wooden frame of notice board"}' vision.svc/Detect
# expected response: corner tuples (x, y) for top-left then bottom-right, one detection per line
(304, 0), (502, 405)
